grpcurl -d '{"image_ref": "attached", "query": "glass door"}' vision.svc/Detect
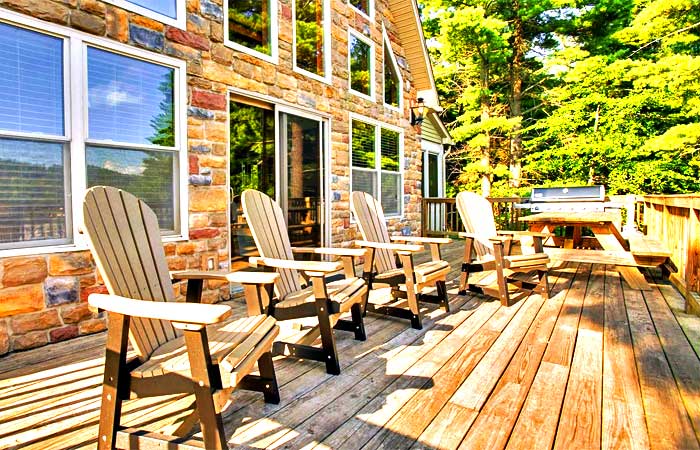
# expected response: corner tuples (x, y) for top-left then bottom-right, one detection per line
(280, 112), (324, 250)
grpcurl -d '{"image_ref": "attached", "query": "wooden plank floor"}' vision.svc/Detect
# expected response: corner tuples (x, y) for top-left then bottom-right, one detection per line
(1, 242), (699, 449)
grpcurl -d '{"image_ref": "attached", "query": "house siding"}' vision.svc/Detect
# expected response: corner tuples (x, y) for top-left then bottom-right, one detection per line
(0, 0), (425, 354)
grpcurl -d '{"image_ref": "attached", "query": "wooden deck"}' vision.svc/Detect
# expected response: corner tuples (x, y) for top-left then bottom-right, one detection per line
(1, 242), (700, 449)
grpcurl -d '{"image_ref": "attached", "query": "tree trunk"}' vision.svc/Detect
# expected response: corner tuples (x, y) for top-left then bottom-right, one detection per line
(509, 7), (524, 188)
(480, 61), (492, 197)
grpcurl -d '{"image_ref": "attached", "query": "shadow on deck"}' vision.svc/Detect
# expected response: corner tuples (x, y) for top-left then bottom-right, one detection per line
(1, 242), (699, 449)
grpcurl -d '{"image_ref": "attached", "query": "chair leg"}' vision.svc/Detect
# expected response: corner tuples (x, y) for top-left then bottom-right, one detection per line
(459, 239), (474, 295)
(493, 243), (511, 306)
(351, 302), (366, 341)
(97, 313), (130, 450)
(436, 280), (450, 312)
(316, 298), (341, 375)
(258, 351), (280, 404)
(183, 329), (227, 450)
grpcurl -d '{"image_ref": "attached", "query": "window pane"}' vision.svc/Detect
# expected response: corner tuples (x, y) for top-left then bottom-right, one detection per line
(350, 35), (371, 95)
(428, 153), (439, 197)
(384, 44), (400, 107)
(352, 169), (376, 198)
(381, 172), (400, 215)
(0, 138), (68, 247)
(351, 120), (375, 168)
(229, 101), (276, 198)
(296, 0), (325, 76)
(228, 0), (273, 56)
(380, 128), (399, 171)
(88, 47), (175, 146)
(349, 0), (369, 14)
(129, 0), (177, 19)
(86, 146), (175, 231)
(0, 23), (64, 136)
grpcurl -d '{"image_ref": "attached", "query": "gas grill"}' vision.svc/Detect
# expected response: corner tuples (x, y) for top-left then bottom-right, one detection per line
(518, 185), (620, 213)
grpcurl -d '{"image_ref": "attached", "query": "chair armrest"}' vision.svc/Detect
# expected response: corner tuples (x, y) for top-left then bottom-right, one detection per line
(458, 232), (479, 239)
(355, 240), (423, 253)
(291, 247), (367, 257)
(170, 270), (279, 285)
(249, 257), (342, 273)
(489, 236), (513, 243)
(88, 294), (231, 325)
(390, 236), (451, 245)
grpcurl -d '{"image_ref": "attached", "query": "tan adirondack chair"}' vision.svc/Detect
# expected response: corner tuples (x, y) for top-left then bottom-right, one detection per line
(456, 191), (550, 306)
(83, 186), (281, 450)
(350, 191), (451, 330)
(241, 189), (368, 375)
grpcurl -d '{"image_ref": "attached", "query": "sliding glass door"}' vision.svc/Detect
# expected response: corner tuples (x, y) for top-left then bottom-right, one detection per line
(229, 99), (326, 269)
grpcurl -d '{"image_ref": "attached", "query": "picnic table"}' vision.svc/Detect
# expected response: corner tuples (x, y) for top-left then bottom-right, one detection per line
(520, 212), (652, 290)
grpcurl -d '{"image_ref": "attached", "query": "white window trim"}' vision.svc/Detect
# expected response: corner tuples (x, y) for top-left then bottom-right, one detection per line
(348, 0), (374, 21)
(0, 9), (188, 257)
(224, 0), (279, 65)
(348, 29), (375, 102)
(102, 0), (186, 29)
(422, 140), (445, 198)
(292, 0), (332, 84)
(382, 27), (403, 113)
(349, 113), (403, 219)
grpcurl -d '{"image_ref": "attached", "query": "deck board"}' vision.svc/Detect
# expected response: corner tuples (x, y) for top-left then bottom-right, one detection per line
(0, 242), (699, 450)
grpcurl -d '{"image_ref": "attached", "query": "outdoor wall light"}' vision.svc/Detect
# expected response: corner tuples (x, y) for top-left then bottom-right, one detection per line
(410, 97), (426, 126)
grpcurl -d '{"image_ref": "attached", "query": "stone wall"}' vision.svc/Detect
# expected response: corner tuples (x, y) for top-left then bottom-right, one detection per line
(0, 0), (425, 354)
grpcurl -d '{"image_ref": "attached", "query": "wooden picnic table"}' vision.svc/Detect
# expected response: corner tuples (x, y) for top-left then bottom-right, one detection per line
(520, 211), (652, 290)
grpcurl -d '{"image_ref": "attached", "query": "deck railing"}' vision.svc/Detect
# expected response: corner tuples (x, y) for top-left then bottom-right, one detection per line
(421, 197), (530, 237)
(421, 194), (700, 311)
(638, 194), (700, 312)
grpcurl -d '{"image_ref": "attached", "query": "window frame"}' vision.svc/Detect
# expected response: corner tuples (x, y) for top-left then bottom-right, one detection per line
(382, 27), (403, 112)
(348, 29), (375, 102)
(0, 9), (188, 257)
(292, 0), (331, 84)
(101, 0), (186, 29)
(224, 0), (279, 64)
(348, 0), (373, 21)
(349, 113), (403, 219)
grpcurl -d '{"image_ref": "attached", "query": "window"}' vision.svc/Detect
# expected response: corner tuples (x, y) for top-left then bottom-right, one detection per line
(349, 0), (372, 19)
(349, 31), (374, 99)
(383, 32), (402, 110)
(102, 0), (185, 28)
(294, 0), (330, 81)
(0, 13), (186, 253)
(351, 117), (402, 216)
(225, 0), (278, 62)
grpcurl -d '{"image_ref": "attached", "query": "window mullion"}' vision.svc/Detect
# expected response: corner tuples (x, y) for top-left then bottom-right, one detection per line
(69, 36), (86, 246)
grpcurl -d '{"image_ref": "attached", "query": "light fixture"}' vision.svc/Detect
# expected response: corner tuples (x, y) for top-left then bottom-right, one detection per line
(410, 97), (426, 126)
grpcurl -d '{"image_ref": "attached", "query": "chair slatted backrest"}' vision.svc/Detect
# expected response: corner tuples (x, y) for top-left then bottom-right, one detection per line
(350, 191), (398, 273)
(241, 189), (302, 299)
(83, 186), (178, 361)
(456, 192), (498, 259)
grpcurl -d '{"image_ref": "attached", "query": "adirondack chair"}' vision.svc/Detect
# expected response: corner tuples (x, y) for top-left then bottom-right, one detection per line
(350, 191), (451, 330)
(456, 191), (550, 306)
(83, 186), (281, 450)
(241, 189), (368, 375)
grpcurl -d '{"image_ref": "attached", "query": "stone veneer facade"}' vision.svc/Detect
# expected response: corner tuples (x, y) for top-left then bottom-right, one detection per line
(0, 0), (427, 355)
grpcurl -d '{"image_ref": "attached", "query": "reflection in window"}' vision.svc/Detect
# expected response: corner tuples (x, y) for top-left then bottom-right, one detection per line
(295, 0), (325, 76)
(0, 139), (68, 247)
(128, 0), (177, 18)
(384, 42), (400, 108)
(87, 47), (175, 146)
(229, 100), (275, 270)
(86, 147), (175, 230)
(87, 46), (178, 231)
(228, 0), (273, 56)
(350, 33), (371, 96)
(0, 23), (64, 136)
(351, 119), (402, 216)
(349, 0), (370, 15)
